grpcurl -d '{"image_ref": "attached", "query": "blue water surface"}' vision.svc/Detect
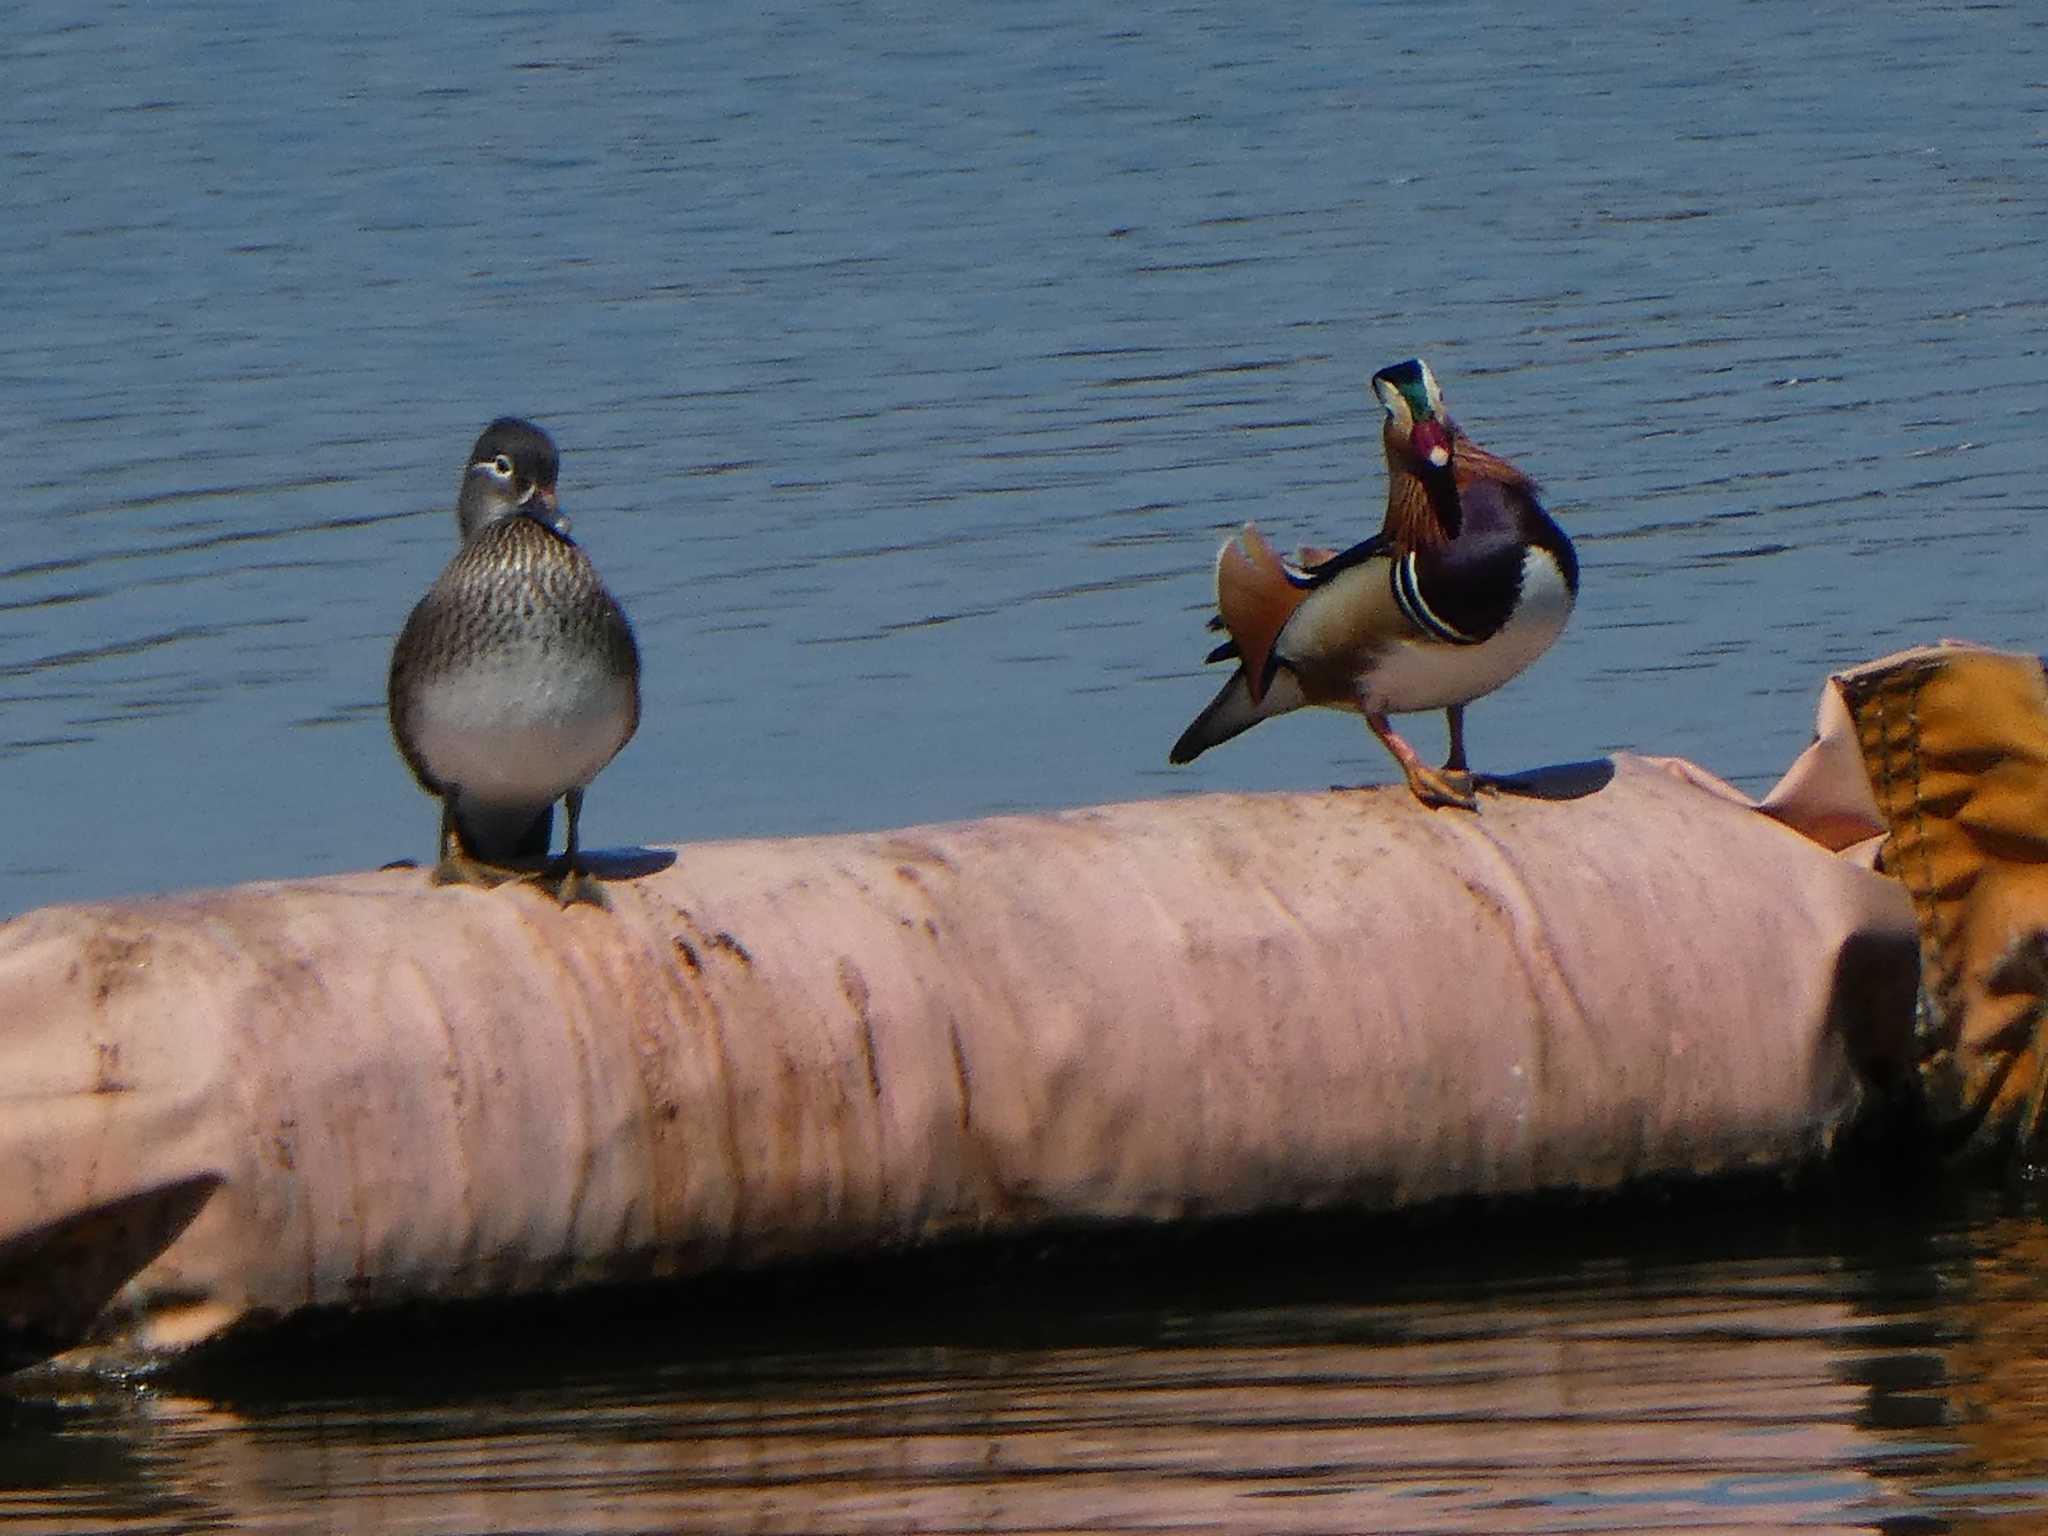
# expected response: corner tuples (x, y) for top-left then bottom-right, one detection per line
(4, 0), (2042, 916)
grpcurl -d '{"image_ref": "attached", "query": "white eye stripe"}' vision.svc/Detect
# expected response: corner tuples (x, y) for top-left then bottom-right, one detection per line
(1418, 360), (1444, 418)
(1372, 362), (1447, 428)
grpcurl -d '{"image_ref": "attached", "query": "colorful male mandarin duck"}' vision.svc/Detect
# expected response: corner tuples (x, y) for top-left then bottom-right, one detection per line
(1169, 359), (1577, 810)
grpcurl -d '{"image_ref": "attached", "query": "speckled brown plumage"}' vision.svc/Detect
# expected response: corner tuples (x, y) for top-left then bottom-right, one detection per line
(388, 516), (640, 796)
(387, 420), (640, 905)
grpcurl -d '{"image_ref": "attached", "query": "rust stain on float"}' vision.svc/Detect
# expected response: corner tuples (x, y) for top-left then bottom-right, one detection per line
(651, 932), (751, 1249)
(877, 840), (956, 876)
(91, 1041), (130, 1095)
(946, 1020), (974, 1133)
(707, 931), (752, 968)
(626, 921), (734, 1259)
(838, 958), (884, 1102)
(77, 930), (152, 1009)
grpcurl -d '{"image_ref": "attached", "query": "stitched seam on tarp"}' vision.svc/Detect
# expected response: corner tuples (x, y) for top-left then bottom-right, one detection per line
(1852, 663), (1989, 1153)
(1866, 664), (1953, 1049)
(1904, 665), (1950, 1026)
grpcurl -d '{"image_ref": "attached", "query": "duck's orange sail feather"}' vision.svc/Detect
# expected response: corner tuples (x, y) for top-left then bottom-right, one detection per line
(1215, 523), (1311, 706)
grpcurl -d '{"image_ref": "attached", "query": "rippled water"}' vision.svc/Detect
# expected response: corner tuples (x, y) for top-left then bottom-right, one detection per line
(6, 0), (2043, 917)
(7, 0), (2048, 1527)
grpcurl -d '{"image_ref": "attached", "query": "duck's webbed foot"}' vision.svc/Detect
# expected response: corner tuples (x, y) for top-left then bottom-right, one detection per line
(1433, 765), (1480, 803)
(1400, 760), (1481, 812)
(533, 787), (611, 909)
(1365, 709), (1480, 812)
(535, 858), (610, 909)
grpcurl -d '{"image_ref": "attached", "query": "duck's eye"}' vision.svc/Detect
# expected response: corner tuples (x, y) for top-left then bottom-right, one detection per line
(491, 454), (515, 477)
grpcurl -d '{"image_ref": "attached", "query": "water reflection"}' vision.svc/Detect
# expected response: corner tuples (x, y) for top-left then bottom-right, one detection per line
(8, 1192), (2048, 1532)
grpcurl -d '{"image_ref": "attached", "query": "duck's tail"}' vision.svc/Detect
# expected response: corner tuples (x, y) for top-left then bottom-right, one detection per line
(1170, 666), (1308, 763)
(1169, 524), (1311, 764)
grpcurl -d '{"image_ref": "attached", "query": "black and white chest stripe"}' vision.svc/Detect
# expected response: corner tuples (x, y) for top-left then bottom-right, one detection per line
(1389, 477), (1579, 648)
(1391, 543), (1525, 647)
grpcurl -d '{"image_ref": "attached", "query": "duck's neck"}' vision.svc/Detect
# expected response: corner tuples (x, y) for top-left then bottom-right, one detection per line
(1381, 424), (1539, 552)
(455, 484), (506, 541)
(1381, 420), (1461, 550)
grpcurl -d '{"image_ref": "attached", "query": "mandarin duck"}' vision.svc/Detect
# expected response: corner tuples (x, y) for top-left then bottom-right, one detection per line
(1169, 359), (1576, 810)
(388, 417), (641, 906)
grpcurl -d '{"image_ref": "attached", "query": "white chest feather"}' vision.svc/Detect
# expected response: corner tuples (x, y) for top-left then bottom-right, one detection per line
(1362, 548), (1575, 714)
(410, 651), (635, 808)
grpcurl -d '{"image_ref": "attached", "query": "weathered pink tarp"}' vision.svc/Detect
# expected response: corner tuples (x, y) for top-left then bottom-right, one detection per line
(0, 754), (1917, 1371)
